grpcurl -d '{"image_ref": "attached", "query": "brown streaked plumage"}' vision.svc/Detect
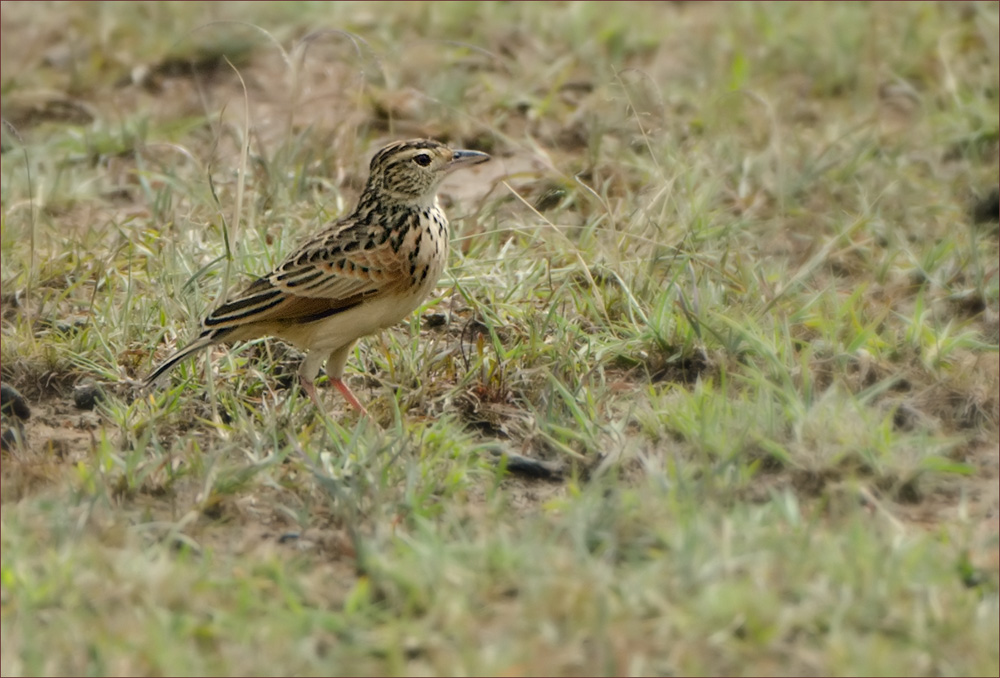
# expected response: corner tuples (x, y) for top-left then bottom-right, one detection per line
(145, 139), (490, 415)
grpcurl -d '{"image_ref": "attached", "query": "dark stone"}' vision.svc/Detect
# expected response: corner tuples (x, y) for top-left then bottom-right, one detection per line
(1, 383), (30, 419)
(1, 427), (24, 450)
(424, 313), (448, 328)
(489, 448), (565, 480)
(971, 187), (999, 225)
(73, 382), (105, 410)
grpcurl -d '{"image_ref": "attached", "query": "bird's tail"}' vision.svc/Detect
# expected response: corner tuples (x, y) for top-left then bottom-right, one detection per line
(144, 329), (230, 388)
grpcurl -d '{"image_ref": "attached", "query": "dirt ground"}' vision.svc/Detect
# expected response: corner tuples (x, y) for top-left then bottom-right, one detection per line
(1, 4), (998, 672)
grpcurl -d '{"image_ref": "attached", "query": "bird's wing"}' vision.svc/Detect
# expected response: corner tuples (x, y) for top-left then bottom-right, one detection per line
(203, 212), (417, 331)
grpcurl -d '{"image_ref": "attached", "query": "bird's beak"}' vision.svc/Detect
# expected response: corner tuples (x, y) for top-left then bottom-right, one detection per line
(447, 149), (491, 170)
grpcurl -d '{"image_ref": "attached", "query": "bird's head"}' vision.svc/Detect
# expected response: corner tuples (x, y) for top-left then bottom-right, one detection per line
(364, 139), (490, 205)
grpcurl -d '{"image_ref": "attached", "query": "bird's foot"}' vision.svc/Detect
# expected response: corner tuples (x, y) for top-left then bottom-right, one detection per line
(300, 377), (370, 418)
(300, 378), (324, 411)
(331, 377), (370, 418)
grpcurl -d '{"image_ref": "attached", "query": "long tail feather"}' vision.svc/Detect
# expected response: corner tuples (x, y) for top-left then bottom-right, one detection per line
(144, 329), (231, 388)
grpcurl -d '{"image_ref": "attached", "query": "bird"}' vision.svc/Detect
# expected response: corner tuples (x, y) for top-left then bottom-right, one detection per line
(145, 138), (491, 415)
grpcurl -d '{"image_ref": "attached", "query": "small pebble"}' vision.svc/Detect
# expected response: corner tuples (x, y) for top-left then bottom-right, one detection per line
(1, 383), (30, 420)
(488, 447), (565, 480)
(1, 427), (24, 450)
(424, 312), (448, 328)
(971, 187), (999, 225)
(73, 382), (105, 410)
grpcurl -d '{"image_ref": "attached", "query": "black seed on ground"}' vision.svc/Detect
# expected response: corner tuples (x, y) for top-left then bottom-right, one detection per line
(73, 382), (105, 410)
(489, 448), (565, 480)
(424, 312), (448, 328)
(1, 383), (31, 420)
(971, 187), (999, 225)
(1, 426), (25, 450)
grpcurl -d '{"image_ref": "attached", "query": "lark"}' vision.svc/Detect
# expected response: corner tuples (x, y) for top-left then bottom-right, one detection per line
(145, 139), (490, 415)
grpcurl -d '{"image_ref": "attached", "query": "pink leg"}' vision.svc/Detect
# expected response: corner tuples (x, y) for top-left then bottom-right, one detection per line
(332, 377), (370, 417)
(300, 377), (324, 410)
(301, 375), (370, 417)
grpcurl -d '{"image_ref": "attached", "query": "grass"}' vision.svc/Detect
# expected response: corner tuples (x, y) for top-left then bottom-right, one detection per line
(2, 1), (998, 675)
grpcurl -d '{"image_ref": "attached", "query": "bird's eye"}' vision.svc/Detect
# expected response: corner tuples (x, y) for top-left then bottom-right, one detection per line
(413, 153), (432, 167)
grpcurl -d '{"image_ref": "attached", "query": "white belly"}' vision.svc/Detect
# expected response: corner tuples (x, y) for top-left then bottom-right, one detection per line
(274, 224), (448, 356)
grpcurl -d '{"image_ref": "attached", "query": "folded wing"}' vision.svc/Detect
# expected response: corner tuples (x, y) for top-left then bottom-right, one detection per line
(203, 214), (416, 330)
